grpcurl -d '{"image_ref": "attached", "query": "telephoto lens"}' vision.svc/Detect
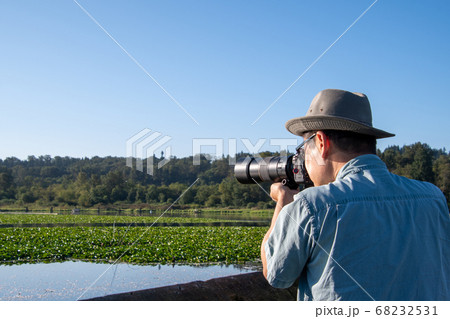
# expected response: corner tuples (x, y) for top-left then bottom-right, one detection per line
(234, 155), (312, 189)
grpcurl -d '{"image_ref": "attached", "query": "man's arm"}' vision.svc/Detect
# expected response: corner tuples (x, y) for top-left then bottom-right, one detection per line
(261, 183), (299, 279)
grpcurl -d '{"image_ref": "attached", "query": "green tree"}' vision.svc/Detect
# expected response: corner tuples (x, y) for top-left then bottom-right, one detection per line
(218, 177), (235, 206)
(78, 190), (93, 207)
(380, 146), (400, 171)
(146, 185), (159, 203)
(205, 193), (221, 207)
(0, 146), (447, 209)
(410, 143), (434, 182)
(194, 185), (218, 205)
(0, 166), (15, 199)
(433, 154), (450, 205)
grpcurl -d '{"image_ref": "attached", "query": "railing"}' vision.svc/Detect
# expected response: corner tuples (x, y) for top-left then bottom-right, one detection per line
(84, 272), (297, 301)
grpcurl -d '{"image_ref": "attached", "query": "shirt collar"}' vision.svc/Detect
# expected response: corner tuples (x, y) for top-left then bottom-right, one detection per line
(335, 154), (386, 180)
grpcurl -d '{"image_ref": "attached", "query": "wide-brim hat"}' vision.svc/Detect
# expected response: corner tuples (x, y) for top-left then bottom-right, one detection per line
(285, 89), (395, 139)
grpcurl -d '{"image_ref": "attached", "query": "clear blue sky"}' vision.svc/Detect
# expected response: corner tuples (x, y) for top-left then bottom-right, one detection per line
(1, 0), (449, 160)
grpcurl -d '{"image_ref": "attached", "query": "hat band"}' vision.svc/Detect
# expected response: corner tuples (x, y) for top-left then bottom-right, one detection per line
(287, 116), (395, 138)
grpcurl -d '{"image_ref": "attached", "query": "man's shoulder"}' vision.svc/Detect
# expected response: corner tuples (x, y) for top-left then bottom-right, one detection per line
(389, 172), (445, 199)
(294, 184), (341, 211)
(295, 169), (446, 210)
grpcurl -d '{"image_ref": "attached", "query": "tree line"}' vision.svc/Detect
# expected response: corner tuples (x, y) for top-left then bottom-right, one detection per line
(0, 142), (448, 209)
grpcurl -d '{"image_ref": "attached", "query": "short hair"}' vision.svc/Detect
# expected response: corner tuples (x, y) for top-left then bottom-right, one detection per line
(322, 130), (377, 155)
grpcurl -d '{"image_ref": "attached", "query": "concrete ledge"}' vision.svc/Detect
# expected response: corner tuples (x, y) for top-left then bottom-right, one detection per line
(84, 272), (297, 301)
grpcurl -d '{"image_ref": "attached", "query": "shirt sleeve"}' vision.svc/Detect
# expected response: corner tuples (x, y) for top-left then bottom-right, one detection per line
(264, 195), (317, 288)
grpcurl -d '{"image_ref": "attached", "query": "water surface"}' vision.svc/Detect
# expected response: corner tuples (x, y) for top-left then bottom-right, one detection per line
(0, 261), (258, 301)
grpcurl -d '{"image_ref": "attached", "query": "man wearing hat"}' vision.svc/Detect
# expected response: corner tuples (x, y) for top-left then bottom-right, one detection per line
(261, 89), (450, 300)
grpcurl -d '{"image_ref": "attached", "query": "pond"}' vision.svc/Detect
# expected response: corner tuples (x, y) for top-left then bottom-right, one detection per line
(0, 211), (267, 300)
(0, 261), (259, 301)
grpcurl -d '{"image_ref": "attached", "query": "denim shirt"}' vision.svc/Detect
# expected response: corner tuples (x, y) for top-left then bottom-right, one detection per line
(265, 154), (450, 301)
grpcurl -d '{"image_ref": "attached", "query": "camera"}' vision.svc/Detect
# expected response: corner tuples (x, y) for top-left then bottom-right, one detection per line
(234, 152), (313, 190)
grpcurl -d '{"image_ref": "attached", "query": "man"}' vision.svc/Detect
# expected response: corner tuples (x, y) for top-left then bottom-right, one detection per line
(261, 89), (450, 301)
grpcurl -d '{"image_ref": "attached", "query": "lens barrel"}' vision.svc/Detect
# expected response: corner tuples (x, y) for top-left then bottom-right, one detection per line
(234, 156), (292, 184)
(234, 155), (313, 189)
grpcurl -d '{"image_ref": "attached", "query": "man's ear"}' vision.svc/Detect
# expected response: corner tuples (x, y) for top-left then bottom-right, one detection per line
(315, 131), (330, 158)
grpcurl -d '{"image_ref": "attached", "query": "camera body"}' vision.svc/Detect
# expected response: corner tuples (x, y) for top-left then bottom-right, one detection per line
(234, 153), (313, 189)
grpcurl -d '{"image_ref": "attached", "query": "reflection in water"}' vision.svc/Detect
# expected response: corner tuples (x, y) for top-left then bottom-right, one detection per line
(0, 261), (259, 301)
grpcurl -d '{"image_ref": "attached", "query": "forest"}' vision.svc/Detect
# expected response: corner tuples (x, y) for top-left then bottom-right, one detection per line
(0, 142), (448, 210)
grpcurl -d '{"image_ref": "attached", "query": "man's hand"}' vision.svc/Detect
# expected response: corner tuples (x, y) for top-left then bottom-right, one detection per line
(270, 183), (300, 206)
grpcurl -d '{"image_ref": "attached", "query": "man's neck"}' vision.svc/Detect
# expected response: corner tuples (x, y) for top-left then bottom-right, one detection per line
(330, 152), (370, 180)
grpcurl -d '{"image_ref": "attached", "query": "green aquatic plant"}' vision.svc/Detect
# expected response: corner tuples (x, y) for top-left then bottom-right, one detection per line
(0, 226), (267, 265)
